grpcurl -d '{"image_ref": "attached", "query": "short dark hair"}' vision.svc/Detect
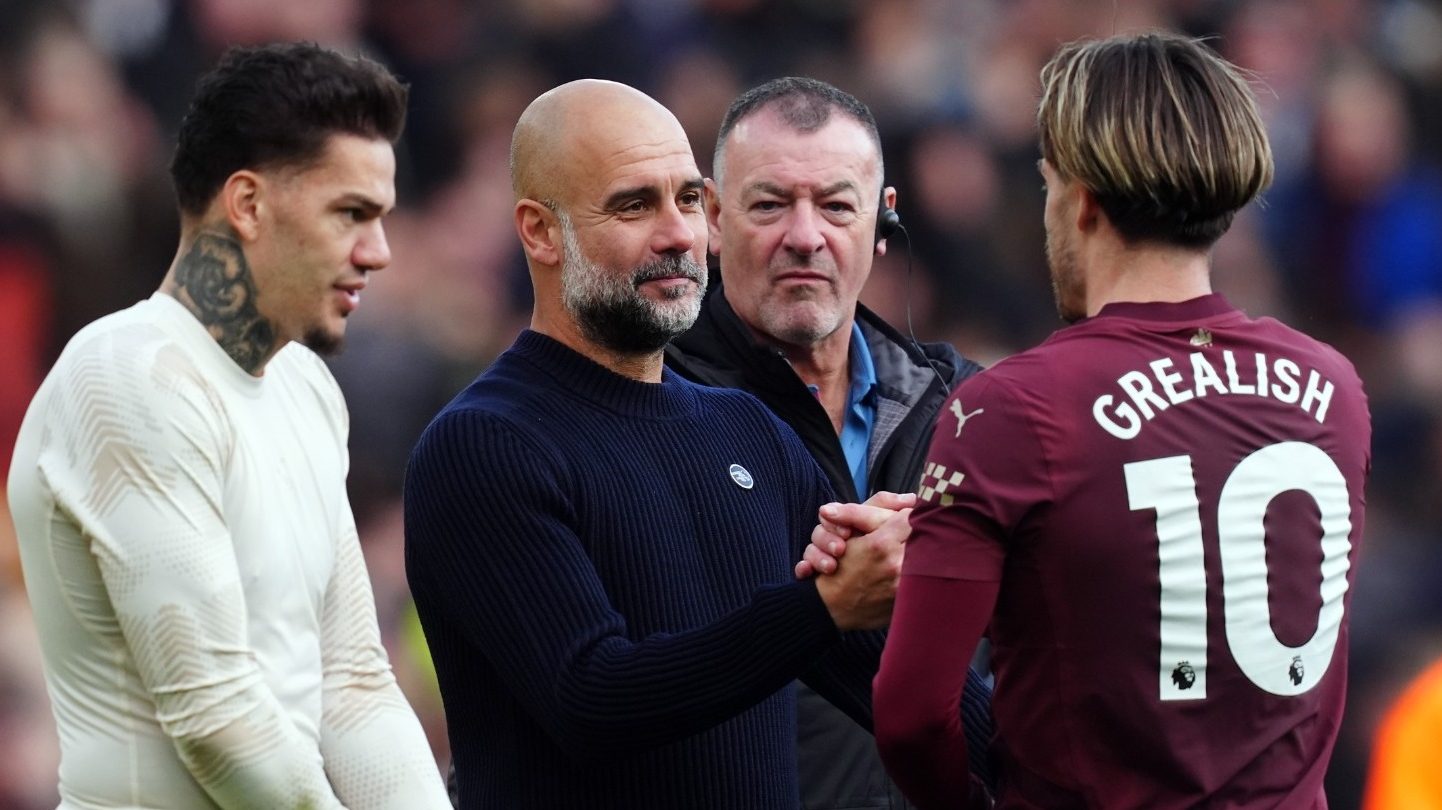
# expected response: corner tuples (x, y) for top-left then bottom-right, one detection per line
(170, 42), (409, 217)
(1038, 33), (1273, 248)
(713, 76), (883, 188)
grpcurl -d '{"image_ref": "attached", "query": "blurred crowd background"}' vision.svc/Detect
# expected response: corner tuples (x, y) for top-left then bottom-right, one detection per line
(2, 0), (1440, 807)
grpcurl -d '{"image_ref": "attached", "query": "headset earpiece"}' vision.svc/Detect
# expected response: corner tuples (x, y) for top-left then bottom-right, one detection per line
(875, 188), (900, 243)
(880, 182), (945, 393)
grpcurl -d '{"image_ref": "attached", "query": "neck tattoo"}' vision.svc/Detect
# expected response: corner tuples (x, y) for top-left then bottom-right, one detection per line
(169, 230), (276, 374)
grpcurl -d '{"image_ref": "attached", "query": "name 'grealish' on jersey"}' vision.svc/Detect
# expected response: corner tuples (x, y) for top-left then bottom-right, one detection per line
(1091, 345), (1338, 440)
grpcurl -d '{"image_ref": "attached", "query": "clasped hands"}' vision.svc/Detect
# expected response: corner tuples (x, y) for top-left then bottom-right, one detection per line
(795, 491), (916, 631)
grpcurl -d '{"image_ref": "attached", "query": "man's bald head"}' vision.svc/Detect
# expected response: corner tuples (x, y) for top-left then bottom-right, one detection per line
(507, 79), (708, 370)
(510, 79), (685, 206)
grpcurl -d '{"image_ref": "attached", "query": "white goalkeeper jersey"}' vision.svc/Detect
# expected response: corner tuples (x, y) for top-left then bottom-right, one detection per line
(8, 292), (449, 810)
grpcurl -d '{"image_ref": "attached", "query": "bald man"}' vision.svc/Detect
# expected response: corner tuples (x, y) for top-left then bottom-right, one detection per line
(403, 80), (912, 809)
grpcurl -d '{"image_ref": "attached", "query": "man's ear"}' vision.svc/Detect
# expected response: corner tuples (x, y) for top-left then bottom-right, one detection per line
(516, 199), (561, 267)
(1075, 183), (1101, 234)
(221, 170), (264, 241)
(876, 184), (898, 257)
(704, 178), (723, 257)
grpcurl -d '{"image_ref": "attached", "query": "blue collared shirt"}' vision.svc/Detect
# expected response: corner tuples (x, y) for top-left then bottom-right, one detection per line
(807, 322), (878, 498)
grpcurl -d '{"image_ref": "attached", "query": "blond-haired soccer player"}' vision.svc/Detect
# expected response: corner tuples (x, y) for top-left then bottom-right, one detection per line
(861, 33), (1370, 808)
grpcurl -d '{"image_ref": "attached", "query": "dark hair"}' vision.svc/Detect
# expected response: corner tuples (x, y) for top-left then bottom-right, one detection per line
(713, 76), (883, 186)
(1038, 33), (1273, 248)
(170, 42), (408, 216)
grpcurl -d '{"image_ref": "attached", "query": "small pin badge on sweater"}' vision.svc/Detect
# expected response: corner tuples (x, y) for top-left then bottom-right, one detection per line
(729, 464), (754, 489)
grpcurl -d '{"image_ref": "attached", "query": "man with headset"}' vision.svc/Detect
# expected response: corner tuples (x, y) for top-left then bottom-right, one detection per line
(666, 76), (990, 810)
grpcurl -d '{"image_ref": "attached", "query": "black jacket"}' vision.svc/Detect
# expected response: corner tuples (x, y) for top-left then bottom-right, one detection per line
(666, 283), (981, 503)
(666, 284), (989, 810)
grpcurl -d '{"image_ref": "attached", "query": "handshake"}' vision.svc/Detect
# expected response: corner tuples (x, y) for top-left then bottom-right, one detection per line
(793, 491), (917, 632)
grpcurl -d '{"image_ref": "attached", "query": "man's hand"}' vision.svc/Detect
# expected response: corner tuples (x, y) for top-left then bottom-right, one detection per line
(812, 503), (911, 631)
(795, 491), (915, 579)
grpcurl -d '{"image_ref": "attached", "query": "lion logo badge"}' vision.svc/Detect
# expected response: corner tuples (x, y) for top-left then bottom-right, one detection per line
(1171, 661), (1197, 690)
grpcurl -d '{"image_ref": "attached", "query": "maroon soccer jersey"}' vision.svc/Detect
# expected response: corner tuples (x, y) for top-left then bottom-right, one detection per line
(903, 295), (1371, 808)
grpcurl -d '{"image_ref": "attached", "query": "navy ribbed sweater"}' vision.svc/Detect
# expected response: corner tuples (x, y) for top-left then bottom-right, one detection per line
(404, 331), (883, 809)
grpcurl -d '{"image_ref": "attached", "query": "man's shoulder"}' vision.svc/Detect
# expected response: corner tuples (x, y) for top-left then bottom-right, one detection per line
(421, 366), (529, 439)
(960, 339), (1062, 390)
(854, 304), (980, 386)
(58, 297), (170, 358)
(442, 348), (562, 419)
(46, 297), (211, 397)
(1250, 315), (1363, 380)
(412, 350), (579, 467)
(941, 340), (1078, 436)
(16, 299), (242, 487)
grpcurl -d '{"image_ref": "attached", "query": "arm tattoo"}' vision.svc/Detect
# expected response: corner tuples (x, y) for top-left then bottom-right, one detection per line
(168, 230), (277, 374)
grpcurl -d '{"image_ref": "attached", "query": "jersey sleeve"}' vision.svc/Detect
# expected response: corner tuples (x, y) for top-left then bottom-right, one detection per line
(403, 409), (844, 760)
(280, 350), (449, 806)
(39, 345), (346, 809)
(873, 373), (1045, 807)
(905, 373), (1051, 583)
(875, 575), (998, 810)
(318, 499), (451, 809)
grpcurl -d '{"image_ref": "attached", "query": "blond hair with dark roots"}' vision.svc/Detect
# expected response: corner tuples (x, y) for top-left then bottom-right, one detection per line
(1037, 32), (1274, 248)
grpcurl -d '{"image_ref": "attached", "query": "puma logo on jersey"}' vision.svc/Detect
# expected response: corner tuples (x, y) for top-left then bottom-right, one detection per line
(950, 400), (984, 438)
(918, 461), (965, 506)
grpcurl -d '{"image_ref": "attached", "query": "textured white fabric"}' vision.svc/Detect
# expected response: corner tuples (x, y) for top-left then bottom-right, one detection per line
(8, 293), (448, 810)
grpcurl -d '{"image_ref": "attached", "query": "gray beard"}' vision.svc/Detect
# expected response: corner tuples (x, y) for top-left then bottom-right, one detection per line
(558, 215), (706, 353)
